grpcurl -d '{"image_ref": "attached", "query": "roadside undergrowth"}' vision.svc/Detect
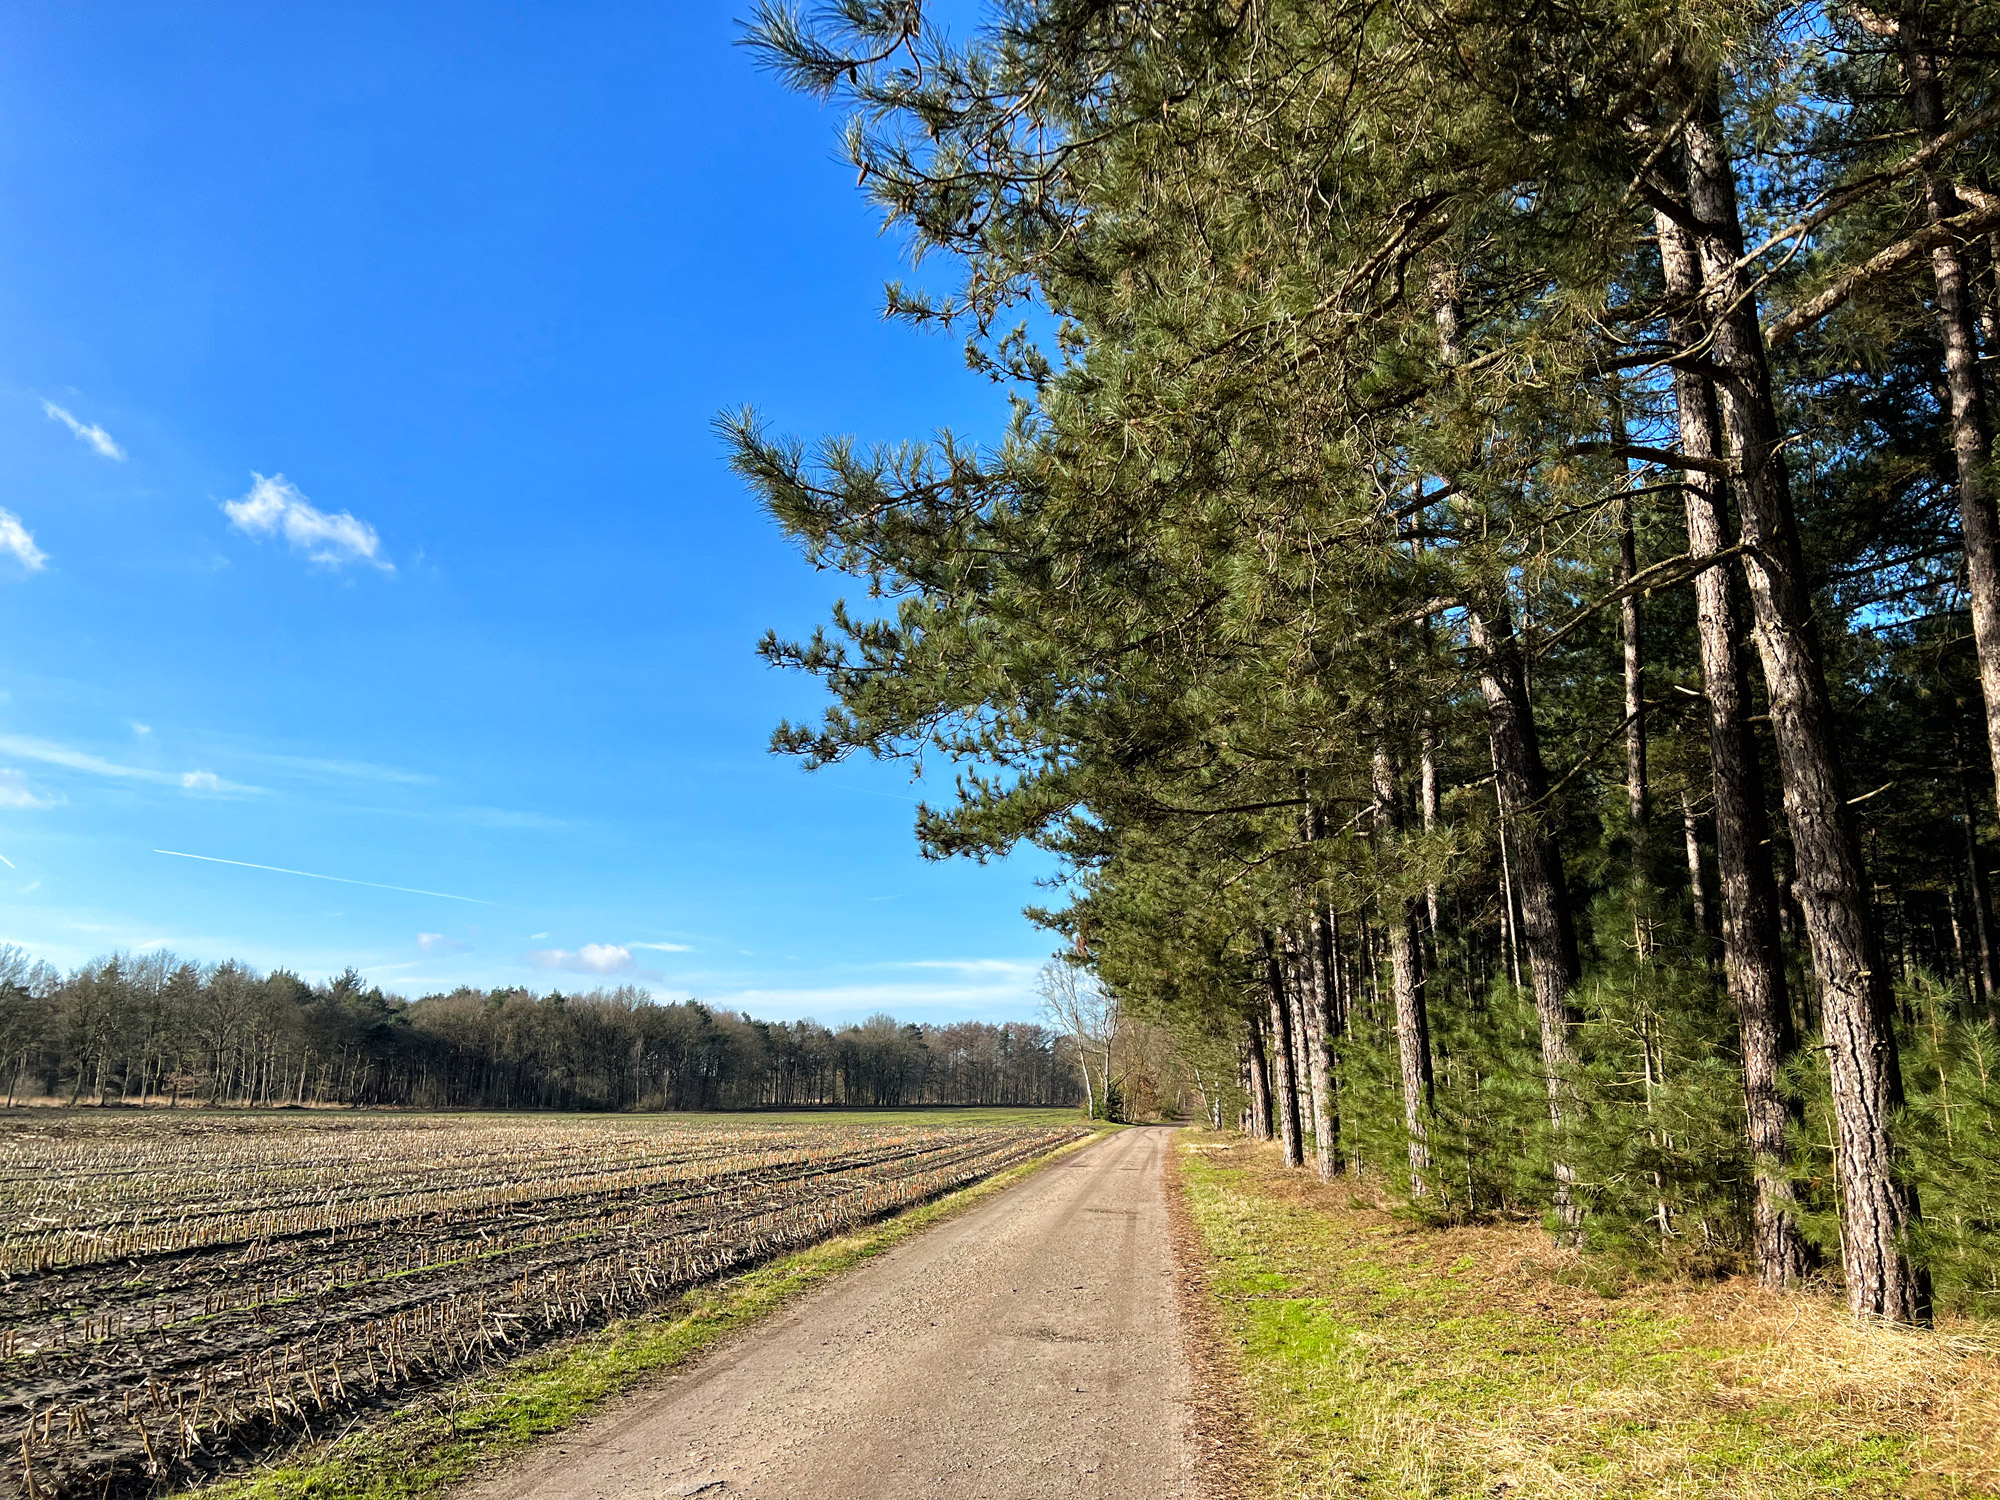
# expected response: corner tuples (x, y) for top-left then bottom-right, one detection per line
(1176, 1133), (2000, 1499)
(200, 1127), (1111, 1500)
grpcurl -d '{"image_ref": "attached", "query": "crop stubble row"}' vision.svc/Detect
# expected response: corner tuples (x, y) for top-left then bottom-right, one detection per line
(1, 1114), (1084, 1500)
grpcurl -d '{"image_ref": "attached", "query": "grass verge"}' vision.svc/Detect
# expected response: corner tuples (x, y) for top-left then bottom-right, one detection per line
(1174, 1133), (2000, 1499)
(203, 1126), (1111, 1500)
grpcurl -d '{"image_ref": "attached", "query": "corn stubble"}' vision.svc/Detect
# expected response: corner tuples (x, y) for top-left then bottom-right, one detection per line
(1, 1113), (1083, 1500)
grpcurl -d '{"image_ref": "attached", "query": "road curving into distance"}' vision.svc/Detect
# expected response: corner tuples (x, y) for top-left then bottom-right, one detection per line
(464, 1125), (1198, 1500)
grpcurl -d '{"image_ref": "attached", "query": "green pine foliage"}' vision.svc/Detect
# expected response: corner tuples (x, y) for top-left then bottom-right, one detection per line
(1894, 984), (2000, 1314)
(1567, 903), (1759, 1273)
(734, 0), (2000, 1319)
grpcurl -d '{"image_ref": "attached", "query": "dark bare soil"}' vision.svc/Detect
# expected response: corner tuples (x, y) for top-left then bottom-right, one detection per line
(2, 1115), (1080, 1500)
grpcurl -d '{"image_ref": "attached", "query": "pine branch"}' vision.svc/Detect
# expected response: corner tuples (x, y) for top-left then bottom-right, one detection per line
(1766, 199), (2000, 345)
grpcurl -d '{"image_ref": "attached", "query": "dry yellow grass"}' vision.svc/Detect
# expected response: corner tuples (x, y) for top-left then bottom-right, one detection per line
(1175, 1135), (2000, 1499)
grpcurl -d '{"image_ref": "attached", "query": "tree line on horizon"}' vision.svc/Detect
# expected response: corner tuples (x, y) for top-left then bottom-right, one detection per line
(730, 0), (2000, 1322)
(0, 947), (1084, 1112)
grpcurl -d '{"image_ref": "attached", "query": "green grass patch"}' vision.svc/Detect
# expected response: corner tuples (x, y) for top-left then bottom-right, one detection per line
(1176, 1135), (2000, 1499)
(202, 1126), (1109, 1500)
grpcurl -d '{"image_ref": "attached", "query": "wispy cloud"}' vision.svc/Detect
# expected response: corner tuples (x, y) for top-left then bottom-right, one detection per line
(130, 722), (152, 736)
(341, 801), (565, 831)
(223, 474), (390, 571)
(0, 736), (147, 779)
(455, 806), (566, 829)
(0, 511), (48, 572)
(252, 752), (436, 786)
(42, 400), (124, 461)
(154, 848), (488, 903)
(417, 932), (468, 953)
(0, 733), (255, 794)
(0, 769), (57, 809)
(628, 940), (692, 953)
(526, 943), (637, 976)
(894, 958), (1044, 976)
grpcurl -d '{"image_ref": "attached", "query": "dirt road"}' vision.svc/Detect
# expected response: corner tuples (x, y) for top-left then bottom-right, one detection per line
(465, 1125), (1197, 1500)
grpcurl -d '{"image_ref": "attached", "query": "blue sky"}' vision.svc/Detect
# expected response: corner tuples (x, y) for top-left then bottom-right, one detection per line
(0, 2), (1061, 1025)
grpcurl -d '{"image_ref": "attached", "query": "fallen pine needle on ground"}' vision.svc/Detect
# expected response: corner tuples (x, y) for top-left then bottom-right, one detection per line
(1173, 1133), (2000, 1499)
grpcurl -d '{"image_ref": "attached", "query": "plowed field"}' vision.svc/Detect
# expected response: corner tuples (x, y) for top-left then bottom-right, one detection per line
(0, 1112), (1085, 1500)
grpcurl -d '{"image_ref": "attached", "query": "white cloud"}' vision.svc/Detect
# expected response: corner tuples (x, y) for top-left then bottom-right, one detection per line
(0, 733), (257, 794)
(628, 940), (692, 952)
(0, 734), (161, 780)
(526, 943), (636, 976)
(417, 932), (468, 953)
(130, 722), (152, 736)
(0, 510), (48, 572)
(222, 473), (390, 571)
(0, 769), (57, 809)
(42, 400), (124, 461)
(576, 942), (636, 973)
(529, 932), (549, 940)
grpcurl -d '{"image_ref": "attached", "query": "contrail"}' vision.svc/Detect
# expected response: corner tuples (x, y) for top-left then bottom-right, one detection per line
(154, 849), (489, 904)
(0, 852), (14, 870)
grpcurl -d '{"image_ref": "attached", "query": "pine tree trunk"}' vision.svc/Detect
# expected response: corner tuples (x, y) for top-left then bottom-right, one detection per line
(1959, 758), (1998, 1003)
(1980, 204), (2000, 352)
(1422, 719), (1445, 936)
(1682, 791), (1716, 940)
(1466, 600), (1583, 1233)
(1683, 103), (1929, 1321)
(1247, 1008), (1273, 1140)
(1619, 485), (1654, 964)
(1490, 736), (1525, 988)
(1619, 499), (1648, 841)
(1285, 939), (1319, 1142)
(1374, 747), (1437, 1200)
(1950, 891), (1975, 1003)
(1304, 905), (1343, 1180)
(1263, 932), (1304, 1167)
(1898, 6), (2000, 830)
(1387, 908), (1435, 1199)
(1656, 205), (1812, 1287)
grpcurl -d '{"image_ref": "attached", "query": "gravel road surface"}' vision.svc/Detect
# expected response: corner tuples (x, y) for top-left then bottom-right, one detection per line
(464, 1125), (1197, 1500)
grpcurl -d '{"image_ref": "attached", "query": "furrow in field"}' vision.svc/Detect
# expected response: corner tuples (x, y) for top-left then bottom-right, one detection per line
(1, 1116), (1083, 1500)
